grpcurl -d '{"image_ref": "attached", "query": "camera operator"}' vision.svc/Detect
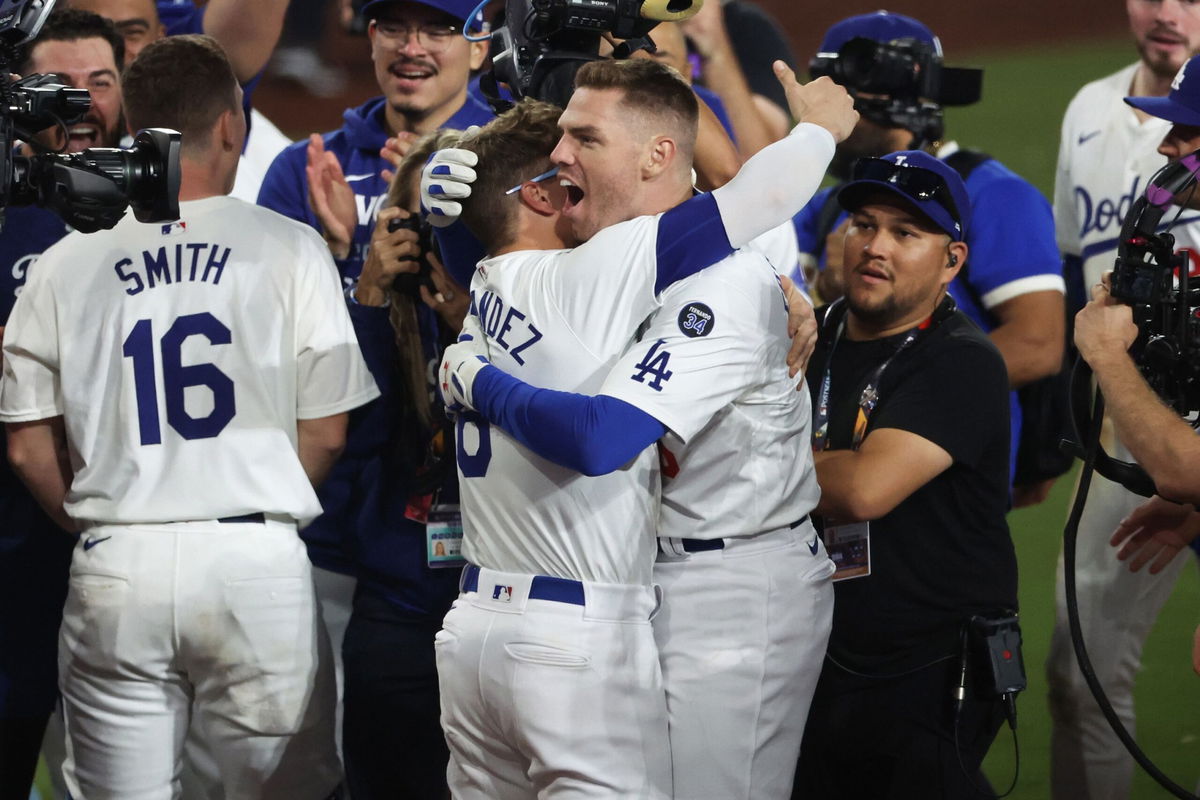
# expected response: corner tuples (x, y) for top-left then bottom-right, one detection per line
(792, 11), (1065, 507)
(0, 10), (125, 796)
(1049, 31), (1200, 797)
(1078, 54), (1200, 509)
(791, 151), (1017, 800)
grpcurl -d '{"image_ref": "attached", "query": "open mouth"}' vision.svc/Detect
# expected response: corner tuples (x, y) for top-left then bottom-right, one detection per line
(389, 61), (436, 84)
(561, 178), (585, 213)
(66, 122), (100, 151)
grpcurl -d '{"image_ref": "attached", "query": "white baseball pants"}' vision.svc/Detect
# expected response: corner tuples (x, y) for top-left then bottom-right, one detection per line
(653, 523), (834, 800)
(58, 520), (341, 800)
(435, 565), (671, 800)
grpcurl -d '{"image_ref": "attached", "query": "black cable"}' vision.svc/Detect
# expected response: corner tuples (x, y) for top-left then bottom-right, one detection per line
(952, 626), (1020, 799)
(1064, 383), (1199, 800)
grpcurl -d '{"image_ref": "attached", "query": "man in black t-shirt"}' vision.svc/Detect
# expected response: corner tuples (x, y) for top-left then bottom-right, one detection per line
(792, 150), (1018, 800)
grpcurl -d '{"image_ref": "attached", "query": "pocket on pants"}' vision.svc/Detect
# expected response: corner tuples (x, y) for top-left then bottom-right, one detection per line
(504, 641), (591, 669)
(60, 573), (131, 667)
(219, 576), (317, 735)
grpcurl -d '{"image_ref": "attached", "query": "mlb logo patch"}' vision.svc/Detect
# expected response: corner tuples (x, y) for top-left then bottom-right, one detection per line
(492, 584), (513, 602)
(161, 221), (187, 236)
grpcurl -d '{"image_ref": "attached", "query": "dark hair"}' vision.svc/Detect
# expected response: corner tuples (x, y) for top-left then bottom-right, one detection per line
(122, 35), (238, 154)
(457, 99), (563, 252)
(16, 8), (125, 74)
(574, 58), (698, 160)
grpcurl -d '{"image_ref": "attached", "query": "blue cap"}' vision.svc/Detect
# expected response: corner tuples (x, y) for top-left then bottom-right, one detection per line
(817, 10), (941, 57)
(1125, 55), (1200, 126)
(361, 0), (482, 25)
(837, 150), (972, 240)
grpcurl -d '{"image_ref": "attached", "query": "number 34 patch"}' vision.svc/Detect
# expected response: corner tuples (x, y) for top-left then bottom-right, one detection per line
(678, 302), (714, 338)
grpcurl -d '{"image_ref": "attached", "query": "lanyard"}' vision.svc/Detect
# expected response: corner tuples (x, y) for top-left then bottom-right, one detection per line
(811, 295), (955, 453)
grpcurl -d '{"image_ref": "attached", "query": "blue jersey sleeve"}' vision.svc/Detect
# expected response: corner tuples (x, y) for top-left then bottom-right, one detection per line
(961, 169), (1060, 299)
(653, 193), (734, 294)
(472, 365), (665, 476)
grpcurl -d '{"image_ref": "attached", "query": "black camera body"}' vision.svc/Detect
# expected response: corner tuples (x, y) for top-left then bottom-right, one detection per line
(483, 0), (702, 109)
(1108, 152), (1200, 416)
(0, 0), (181, 232)
(809, 35), (981, 147)
(387, 213), (437, 297)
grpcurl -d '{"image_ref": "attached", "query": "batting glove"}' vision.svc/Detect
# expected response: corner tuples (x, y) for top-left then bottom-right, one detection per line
(439, 315), (491, 413)
(421, 148), (478, 227)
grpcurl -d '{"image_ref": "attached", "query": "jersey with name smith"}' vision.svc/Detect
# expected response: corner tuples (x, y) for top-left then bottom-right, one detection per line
(0, 196), (379, 527)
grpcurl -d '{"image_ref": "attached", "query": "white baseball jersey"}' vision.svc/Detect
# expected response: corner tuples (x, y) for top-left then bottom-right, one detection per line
(601, 250), (820, 540)
(747, 222), (802, 286)
(0, 196), (379, 527)
(1054, 62), (1200, 289)
(458, 215), (680, 586)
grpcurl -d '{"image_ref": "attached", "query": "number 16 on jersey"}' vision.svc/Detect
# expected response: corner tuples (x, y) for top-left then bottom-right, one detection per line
(122, 311), (236, 445)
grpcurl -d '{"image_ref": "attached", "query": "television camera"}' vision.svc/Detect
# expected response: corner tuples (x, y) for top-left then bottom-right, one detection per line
(808, 32), (982, 149)
(0, 0), (180, 233)
(482, 0), (704, 109)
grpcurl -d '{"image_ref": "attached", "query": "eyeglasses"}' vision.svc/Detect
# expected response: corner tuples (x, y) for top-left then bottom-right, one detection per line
(504, 166), (560, 196)
(852, 157), (961, 223)
(373, 20), (461, 52)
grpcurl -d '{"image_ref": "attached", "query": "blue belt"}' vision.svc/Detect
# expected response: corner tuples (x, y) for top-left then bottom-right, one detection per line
(461, 564), (586, 606)
(218, 513), (265, 524)
(675, 514), (810, 553)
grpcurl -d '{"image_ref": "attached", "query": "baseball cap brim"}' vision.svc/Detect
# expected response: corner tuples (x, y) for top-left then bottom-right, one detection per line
(837, 180), (964, 241)
(361, 0), (479, 24)
(1124, 95), (1200, 127)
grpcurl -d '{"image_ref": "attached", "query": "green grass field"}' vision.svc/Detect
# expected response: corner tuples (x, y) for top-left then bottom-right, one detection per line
(29, 36), (1200, 800)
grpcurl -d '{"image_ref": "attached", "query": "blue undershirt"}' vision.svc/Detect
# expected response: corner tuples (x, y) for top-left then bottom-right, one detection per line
(472, 365), (664, 476)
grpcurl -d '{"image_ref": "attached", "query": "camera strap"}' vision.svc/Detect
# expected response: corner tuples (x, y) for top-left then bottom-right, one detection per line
(811, 294), (955, 453)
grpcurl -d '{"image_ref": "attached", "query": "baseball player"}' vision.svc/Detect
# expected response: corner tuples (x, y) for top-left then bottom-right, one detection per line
(442, 217), (832, 800)
(1, 35), (378, 799)
(427, 59), (855, 798)
(1047, 4), (1200, 798)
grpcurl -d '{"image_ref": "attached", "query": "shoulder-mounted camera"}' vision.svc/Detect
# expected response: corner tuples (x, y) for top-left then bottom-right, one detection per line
(1068, 150), (1200, 496)
(482, 0), (703, 110)
(809, 35), (982, 147)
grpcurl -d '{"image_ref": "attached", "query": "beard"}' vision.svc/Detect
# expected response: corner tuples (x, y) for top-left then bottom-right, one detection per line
(845, 289), (902, 328)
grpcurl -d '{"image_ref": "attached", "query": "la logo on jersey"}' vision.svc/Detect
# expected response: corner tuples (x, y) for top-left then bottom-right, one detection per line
(161, 221), (187, 237)
(492, 585), (514, 602)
